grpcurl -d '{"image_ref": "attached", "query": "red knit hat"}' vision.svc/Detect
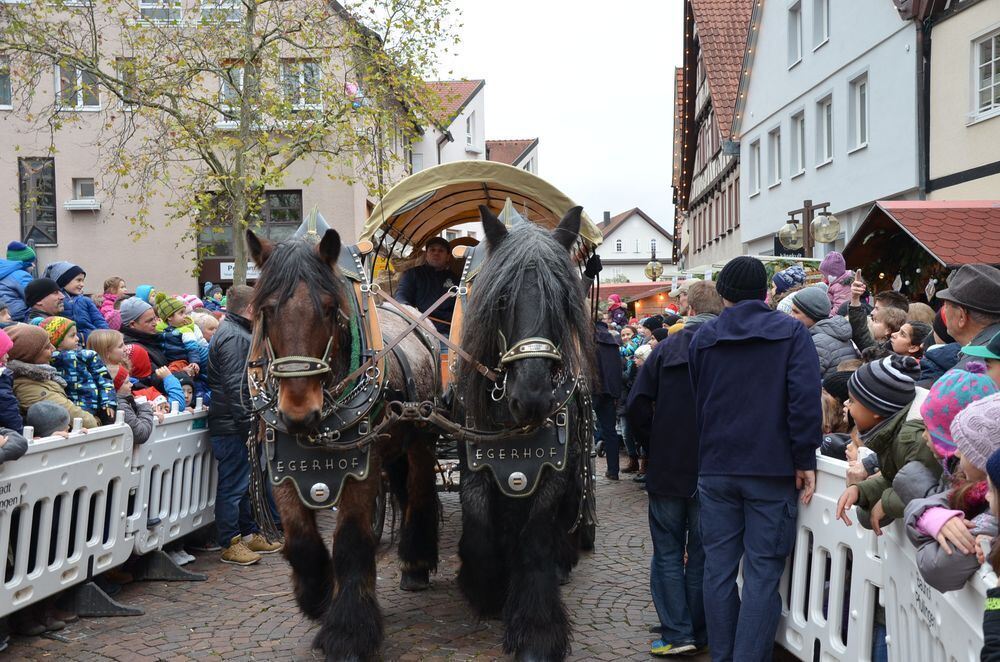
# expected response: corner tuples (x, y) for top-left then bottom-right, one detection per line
(124, 344), (152, 378)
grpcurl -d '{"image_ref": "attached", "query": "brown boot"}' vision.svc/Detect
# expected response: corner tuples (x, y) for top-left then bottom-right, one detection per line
(621, 456), (640, 473)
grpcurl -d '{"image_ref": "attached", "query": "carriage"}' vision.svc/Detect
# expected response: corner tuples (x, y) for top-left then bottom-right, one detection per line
(246, 160), (603, 661)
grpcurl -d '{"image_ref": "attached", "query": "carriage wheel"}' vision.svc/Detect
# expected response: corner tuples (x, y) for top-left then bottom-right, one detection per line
(371, 472), (388, 542)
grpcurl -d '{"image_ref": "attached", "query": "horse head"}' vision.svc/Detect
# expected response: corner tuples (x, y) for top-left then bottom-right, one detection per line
(461, 205), (590, 428)
(247, 228), (349, 435)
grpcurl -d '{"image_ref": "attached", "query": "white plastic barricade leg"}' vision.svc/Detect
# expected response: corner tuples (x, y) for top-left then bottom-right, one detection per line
(881, 521), (985, 662)
(127, 409), (216, 554)
(0, 425), (134, 618)
(777, 455), (883, 661)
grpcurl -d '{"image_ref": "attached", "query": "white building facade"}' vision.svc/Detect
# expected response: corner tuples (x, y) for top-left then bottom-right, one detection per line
(596, 208), (673, 283)
(411, 80), (486, 173)
(734, 0), (921, 256)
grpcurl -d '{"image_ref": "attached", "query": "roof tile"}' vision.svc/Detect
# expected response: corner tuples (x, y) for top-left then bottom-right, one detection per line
(485, 139), (537, 166)
(877, 201), (1000, 266)
(690, 0), (754, 135)
(424, 80), (484, 127)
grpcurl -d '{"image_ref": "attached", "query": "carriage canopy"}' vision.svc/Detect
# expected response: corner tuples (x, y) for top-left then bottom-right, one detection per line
(359, 161), (603, 255)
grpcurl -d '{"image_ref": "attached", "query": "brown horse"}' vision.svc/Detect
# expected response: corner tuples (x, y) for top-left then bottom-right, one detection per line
(246, 228), (440, 662)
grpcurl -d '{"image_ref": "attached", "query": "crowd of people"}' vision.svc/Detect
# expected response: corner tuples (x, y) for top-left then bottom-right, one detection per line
(0, 242), (279, 651)
(596, 253), (1000, 660)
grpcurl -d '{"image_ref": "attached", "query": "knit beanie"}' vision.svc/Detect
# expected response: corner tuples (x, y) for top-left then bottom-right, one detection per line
(7, 323), (52, 363)
(792, 286), (832, 322)
(25, 401), (71, 438)
(204, 282), (222, 299)
(641, 317), (663, 331)
(179, 294), (205, 311)
(920, 363), (999, 457)
(40, 316), (76, 349)
(932, 307), (956, 345)
(120, 297), (153, 327)
(986, 448), (1000, 493)
(43, 261), (85, 289)
(124, 343), (153, 378)
(819, 252), (847, 280)
(772, 265), (807, 295)
(155, 292), (187, 322)
(134, 285), (155, 304)
(717, 256), (767, 302)
(952, 393), (1000, 471)
(7, 241), (35, 263)
(652, 328), (669, 342)
(822, 370), (853, 403)
(848, 354), (921, 419)
(0, 329), (12, 359)
(24, 278), (61, 309)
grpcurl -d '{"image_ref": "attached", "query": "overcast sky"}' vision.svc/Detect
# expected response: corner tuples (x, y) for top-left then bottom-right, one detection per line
(440, 1), (684, 229)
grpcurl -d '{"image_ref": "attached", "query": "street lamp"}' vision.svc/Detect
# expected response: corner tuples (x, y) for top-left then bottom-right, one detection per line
(644, 246), (664, 281)
(777, 199), (841, 258)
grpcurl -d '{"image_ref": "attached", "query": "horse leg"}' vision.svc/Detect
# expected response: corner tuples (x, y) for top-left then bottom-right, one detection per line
(396, 428), (440, 591)
(314, 461), (383, 662)
(555, 452), (582, 585)
(274, 481), (333, 620)
(457, 467), (507, 618)
(502, 474), (571, 661)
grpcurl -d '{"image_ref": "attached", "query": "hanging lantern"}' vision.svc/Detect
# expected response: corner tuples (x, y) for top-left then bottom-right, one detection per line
(644, 259), (664, 281)
(811, 212), (841, 244)
(778, 220), (803, 251)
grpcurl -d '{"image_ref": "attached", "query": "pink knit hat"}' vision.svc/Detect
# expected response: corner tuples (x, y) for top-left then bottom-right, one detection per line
(0, 329), (12, 360)
(179, 294), (205, 312)
(952, 393), (1000, 470)
(920, 363), (999, 457)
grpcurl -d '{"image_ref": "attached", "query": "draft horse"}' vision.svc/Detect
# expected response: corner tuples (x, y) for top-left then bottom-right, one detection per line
(245, 228), (439, 661)
(455, 206), (595, 661)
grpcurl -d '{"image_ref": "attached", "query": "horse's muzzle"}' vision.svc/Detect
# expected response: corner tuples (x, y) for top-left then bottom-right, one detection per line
(278, 409), (322, 436)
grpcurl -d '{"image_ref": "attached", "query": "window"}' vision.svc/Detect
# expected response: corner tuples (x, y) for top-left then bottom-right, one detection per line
(522, 155), (536, 173)
(465, 111), (476, 147)
(615, 239), (622, 253)
(788, 2), (802, 67)
(139, 0), (181, 22)
(219, 63), (243, 121)
(198, 190), (302, 256)
(813, 0), (829, 48)
(749, 140), (761, 195)
(280, 59), (321, 110)
(849, 74), (868, 150)
(767, 128), (782, 187)
(790, 112), (806, 176)
(116, 58), (138, 109)
(19, 157), (57, 245)
(56, 64), (99, 110)
(410, 151), (424, 172)
(200, 0), (240, 22)
(650, 238), (657, 255)
(73, 178), (95, 200)
(0, 56), (11, 109)
(975, 31), (1000, 117)
(444, 230), (459, 242)
(633, 239), (639, 253)
(817, 96), (833, 165)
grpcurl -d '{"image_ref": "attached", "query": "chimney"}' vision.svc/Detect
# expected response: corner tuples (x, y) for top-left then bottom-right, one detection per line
(603, 211), (611, 226)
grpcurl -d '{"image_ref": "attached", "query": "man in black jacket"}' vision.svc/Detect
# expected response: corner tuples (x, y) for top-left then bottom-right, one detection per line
(206, 285), (281, 565)
(594, 319), (623, 479)
(395, 237), (457, 335)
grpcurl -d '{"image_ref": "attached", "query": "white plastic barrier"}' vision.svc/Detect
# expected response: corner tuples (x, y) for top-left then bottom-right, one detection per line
(0, 425), (134, 618)
(127, 406), (216, 554)
(881, 522), (986, 662)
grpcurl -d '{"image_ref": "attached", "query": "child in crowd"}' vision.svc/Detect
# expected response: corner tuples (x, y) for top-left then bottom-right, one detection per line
(904, 392), (1000, 592)
(890, 321), (933, 360)
(819, 251), (855, 316)
(100, 277), (127, 330)
(869, 306), (906, 345)
(191, 312), (220, 342)
(25, 401), (71, 438)
(41, 262), (108, 342)
(0, 302), (11, 326)
(172, 371), (195, 409)
(961, 330), (1000, 387)
(113, 366), (158, 445)
(979, 448), (1000, 660)
(835, 355), (936, 532)
(0, 328), (22, 432)
(203, 282), (224, 312)
(42, 316), (116, 424)
(125, 344), (187, 412)
(86, 329), (128, 389)
(134, 285), (156, 305)
(154, 293), (209, 368)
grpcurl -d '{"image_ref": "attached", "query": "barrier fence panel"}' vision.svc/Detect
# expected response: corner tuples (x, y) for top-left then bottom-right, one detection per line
(0, 425), (134, 618)
(127, 407), (215, 554)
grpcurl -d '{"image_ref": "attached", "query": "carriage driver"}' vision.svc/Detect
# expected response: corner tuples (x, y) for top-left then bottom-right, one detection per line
(396, 237), (457, 335)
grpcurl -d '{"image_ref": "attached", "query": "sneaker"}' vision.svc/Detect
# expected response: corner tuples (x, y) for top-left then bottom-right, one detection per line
(650, 639), (696, 656)
(220, 540), (261, 566)
(241, 533), (283, 554)
(179, 550), (197, 565)
(686, 644), (709, 656)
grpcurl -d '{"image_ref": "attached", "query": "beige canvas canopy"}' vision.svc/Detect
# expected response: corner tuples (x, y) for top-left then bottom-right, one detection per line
(360, 161), (603, 253)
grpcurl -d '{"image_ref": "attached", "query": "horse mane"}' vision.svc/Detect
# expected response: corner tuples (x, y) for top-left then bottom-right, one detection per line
(459, 223), (594, 422)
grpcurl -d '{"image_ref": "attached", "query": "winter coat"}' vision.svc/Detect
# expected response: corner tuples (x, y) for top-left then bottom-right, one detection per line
(904, 491), (998, 593)
(0, 427), (28, 465)
(100, 292), (122, 330)
(594, 321), (623, 398)
(50, 349), (116, 417)
(396, 264), (458, 335)
(689, 300), (823, 477)
(853, 408), (938, 521)
(918, 343), (961, 387)
(627, 313), (716, 498)
(0, 367), (24, 433)
(117, 394), (155, 444)
(848, 304), (876, 351)
(0, 259), (33, 321)
(121, 326), (169, 371)
(158, 321), (209, 366)
(609, 305), (628, 327)
(206, 312), (253, 437)
(826, 272), (854, 318)
(8, 359), (100, 428)
(61, 292), (109, 342)
(984, 587), (1000, 662)
(808, 315), (858, 378)
(893, 459), (951, 506)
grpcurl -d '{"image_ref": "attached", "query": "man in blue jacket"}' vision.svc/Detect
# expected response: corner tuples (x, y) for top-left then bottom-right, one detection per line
(688, 256), (822, 662)
(627, 279), (723, 656)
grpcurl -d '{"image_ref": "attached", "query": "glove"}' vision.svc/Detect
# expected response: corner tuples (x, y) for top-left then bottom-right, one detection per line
(584, 253), (603, 279)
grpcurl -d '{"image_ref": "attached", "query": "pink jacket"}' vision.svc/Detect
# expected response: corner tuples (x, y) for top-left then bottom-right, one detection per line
(827, 271), (854, 317)
(100, 292), (122, 330)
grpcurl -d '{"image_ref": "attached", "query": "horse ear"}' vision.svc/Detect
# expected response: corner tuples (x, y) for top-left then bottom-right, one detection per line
(317, 229), (342, 269)
(551, 206), (582, 251)
(246, 230), (273, 267)
(479, 205), (508, 249)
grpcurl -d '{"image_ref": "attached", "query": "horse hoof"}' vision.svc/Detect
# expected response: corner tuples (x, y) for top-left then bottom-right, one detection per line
(400, 569), (430, 591)
(557, 567), (571, 586)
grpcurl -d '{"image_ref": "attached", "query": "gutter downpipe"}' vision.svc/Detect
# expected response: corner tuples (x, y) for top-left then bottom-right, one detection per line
(917, 17), (932, 196)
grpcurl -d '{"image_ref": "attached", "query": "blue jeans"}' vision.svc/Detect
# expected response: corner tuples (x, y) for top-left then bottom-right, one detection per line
(593, 394), (619, 476)
(211, 434), (258, 548)
(699, 475), (798, 662)
(649, 494), (707, 648)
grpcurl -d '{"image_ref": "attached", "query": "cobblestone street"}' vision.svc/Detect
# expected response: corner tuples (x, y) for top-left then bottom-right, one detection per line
(6, 457), (714, 661)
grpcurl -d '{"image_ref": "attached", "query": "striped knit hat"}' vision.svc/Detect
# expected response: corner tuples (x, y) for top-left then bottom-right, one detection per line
(40, 316), (77, 349)
(7, 241), (35, 263)
(921, 363), (999, 457)
(848, 355), (921, 419)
